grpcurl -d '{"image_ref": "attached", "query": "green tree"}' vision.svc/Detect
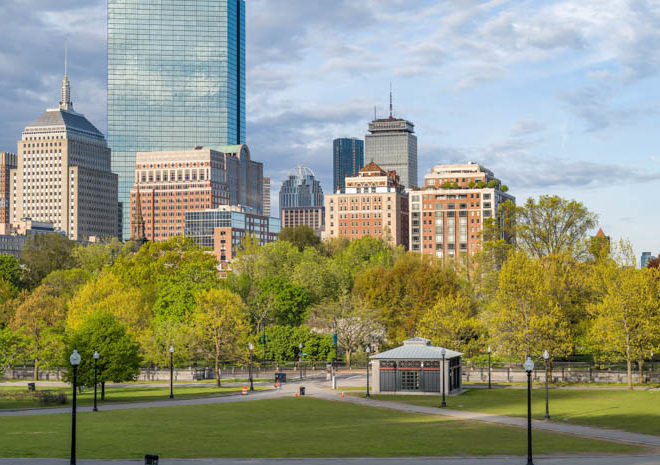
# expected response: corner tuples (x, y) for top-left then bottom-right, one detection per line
(488, 251), (573, 360)
(515, 195), (598, 260)
(142, 319), (197, 367)
(258, 325), (334, 363)
(62, 312), (142, 397)
(278, 226), (321, 251)
(20, 233), (76, 288)
(588, 249), (660, 389)
(192, 288), (250, 387)
(256, 277), (311, 326)
(417, 294), (486, 357)
(307, 293), (385, 367)
(71, 239), (124, 274)
(10, 286), (67, 379)
(0, 255), (23, 290)
(0, 327), (26, 375)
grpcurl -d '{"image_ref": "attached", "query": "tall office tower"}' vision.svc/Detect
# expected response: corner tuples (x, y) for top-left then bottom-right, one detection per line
(279, 166), (324, 209)
(108, 0), (246, 239)
(365, 91), (417, 189)
(409, 163), (514, 260)
(641, 252), (655, 268)
(0, 153), (17, 225)
(262, 177), (271, 217)
(12, 75), (118, 240)
(325, 162), (408, 248)
(333, 138), (364, 191)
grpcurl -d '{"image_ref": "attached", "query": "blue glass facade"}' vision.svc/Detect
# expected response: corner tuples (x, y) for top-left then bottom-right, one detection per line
(333, 138), (364, 192)
(108, 0), (246, 239)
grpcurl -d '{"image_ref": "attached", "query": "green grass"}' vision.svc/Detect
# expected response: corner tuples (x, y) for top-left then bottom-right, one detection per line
(0, 397), (640, 459)
(0, 385), (267, 410)
(365, 388), (660, 436)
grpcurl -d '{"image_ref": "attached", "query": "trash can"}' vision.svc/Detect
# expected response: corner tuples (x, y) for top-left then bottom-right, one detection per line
(145, 454), (159, 464)
(275, 372), (287, 383)
(299, 386), (305, 396)
(27, 383), (36, 392)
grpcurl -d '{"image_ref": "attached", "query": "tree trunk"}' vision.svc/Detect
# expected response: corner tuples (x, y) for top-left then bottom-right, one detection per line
(638, 360), (645, 384)
(33, 359), (38, 381)
(101, 382), (106, 400)
(346, 350), (352, 369)
(626, 358), (633, 390)
(215, 357), (221, 388)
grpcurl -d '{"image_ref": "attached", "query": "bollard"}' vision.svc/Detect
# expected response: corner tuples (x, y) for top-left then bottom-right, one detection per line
(145, 454), (159, 465)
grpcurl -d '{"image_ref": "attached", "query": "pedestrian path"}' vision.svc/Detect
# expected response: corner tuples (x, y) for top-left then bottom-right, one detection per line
(312, 387), (660, 447)
(0, 455), (659, 465)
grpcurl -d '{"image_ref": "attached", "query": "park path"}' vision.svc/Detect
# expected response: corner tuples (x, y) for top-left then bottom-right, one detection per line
(0, 455), (660, 465)
(309, 385), (660, 447)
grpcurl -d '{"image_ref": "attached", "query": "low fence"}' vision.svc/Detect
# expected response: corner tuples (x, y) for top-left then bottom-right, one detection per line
(462, 365), (660, 384)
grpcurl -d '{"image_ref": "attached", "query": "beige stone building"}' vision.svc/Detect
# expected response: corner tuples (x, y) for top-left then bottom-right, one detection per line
(0, 152), (17, 225)
(324, 162), (408, 248)
(11, 75), (118, 240)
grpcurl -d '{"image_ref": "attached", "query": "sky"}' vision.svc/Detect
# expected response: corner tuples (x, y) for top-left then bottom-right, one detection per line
(0, 0), (658, 257)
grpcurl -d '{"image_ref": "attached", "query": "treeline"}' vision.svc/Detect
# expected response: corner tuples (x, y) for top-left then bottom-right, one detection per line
(0, 195), (658, 389)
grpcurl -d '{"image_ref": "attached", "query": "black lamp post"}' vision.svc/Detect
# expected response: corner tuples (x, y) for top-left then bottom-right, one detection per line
(441, 348), (447, 408)
(262, 332), (266, 365)
(69, 349), (81, 465)
(249, 342), (254, 392)
(299, 343), (303, 380)
(524, 356), (535, 465)
(487, 346), (492, 389)
(169, 346), (174, 399)
(365, 346), (371, 398)
(543, 350), (550, 420)
(93, 351), (99, 412)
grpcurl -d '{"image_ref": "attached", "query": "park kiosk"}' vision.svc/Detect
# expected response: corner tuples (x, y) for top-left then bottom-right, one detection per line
(370, 338), (462, 394)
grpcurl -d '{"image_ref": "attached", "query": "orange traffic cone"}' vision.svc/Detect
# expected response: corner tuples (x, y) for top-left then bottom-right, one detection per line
(341, 391), (345, 398)
(295, 392), (299, 398)
(242, 385), (248, 395)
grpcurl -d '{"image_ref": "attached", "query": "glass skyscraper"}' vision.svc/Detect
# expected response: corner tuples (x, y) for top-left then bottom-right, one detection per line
(333, 138), (364, 192)
(279, 166), (324, 209)
(108, 0), (246, 239)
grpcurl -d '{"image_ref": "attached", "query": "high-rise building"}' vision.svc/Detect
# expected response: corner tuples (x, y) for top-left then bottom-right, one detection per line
(365, 92), (417, 189)
(279, 166), (324, 209)
(130, 145), (262, 241)
(281, 207), (325, 236)
(409, 163), (514, 260)
(324, 162), (408, 248)
(0, 153), (17, 225)
(333, 138), (364, 191)
(641, 252), (655, 268)
(184, 205), (280, 271)
(108, 0), (246, 239)
(263, 177), (271, 217)
(12, 75), (118, 241)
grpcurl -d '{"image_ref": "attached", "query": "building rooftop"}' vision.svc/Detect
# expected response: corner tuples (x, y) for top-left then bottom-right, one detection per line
(25, 109), (104, 139)
(370, 338), (462, 360)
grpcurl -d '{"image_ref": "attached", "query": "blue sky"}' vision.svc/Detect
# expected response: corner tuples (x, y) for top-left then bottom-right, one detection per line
(0, 0), (658, 257)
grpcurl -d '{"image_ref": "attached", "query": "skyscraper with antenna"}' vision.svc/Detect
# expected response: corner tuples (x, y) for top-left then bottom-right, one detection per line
(365, 86), (418, 189)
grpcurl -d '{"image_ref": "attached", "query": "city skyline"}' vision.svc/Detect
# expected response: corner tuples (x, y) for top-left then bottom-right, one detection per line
(0, 1), (658, 255)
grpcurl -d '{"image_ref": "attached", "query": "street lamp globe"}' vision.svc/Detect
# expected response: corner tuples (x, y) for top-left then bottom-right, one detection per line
(441, 348), (446, 357)
(487, 346), (491, 354)
(70, 350), (81, 366)
(169, 346), (174, 353)
(299, 343), (303, 349)
(366, 346), (371, 354)
(524, 356), (534, 372)
(249, 342), (253, 351)
(543, 350), (549, 360)
(93, 351), (99, 360)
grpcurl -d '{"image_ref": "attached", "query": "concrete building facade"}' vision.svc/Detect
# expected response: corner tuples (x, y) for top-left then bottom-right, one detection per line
(324, 162), (408, 248)
(12, 76), (118, 241)
(409, 163), (514, 260)
(0, 153), (17, 225)
(263, 176), (271, 217)
(281, 206), (324, 236)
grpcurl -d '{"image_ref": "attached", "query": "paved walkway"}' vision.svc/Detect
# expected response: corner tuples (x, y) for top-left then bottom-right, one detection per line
(0, 456), (659, 465)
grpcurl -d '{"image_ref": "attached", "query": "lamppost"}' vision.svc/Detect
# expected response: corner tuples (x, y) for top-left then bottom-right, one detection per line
(543, 350), (550, 420)
(524, 356), (535, 465)
(441, 348), (447, 408)
(365, 346), (371, 398)
(248, 342), (254, 392)
(93, 351), (99, 412)
(69, 349), (81, 465)
(169, 346), (174, 399)
(299, 343), (303, 380)
(487, 346), (492, 389)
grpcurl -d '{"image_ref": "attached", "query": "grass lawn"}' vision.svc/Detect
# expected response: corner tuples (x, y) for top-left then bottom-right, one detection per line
(0, 385), (267, 410)
(0, 397), (641, 459)
(365, 388), (660, 436)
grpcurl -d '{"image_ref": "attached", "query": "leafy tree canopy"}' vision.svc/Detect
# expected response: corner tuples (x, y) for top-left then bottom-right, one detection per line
(278, 225), (321, 251)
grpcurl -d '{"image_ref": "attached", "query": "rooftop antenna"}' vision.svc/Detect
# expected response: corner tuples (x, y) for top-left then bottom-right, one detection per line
(64, 39), (68, 77)
(374, 105), (377, 120)
(389, 82), (393, 119)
